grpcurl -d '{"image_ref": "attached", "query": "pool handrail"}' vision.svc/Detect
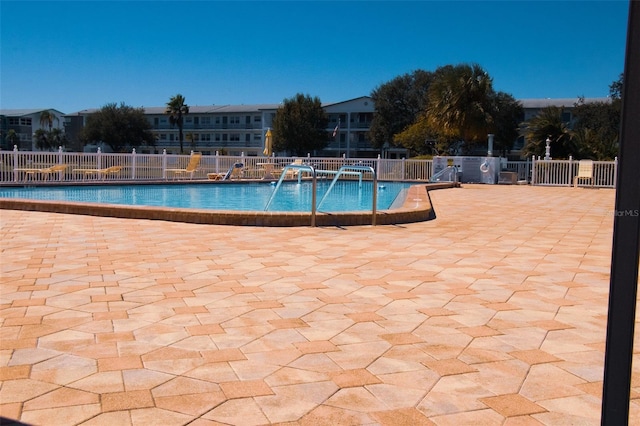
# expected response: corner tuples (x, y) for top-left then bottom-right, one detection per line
(265, 163), (318, 227)
(317, 165), (377, 226)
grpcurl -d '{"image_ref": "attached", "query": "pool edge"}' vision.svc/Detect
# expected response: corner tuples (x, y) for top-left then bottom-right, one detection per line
(0, 182), (457, 227)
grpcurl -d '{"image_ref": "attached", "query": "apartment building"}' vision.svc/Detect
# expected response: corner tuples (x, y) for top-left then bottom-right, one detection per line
(5, 97), (609, 158)
(0, 109), (66, 151)
(61, 97), (391, 158)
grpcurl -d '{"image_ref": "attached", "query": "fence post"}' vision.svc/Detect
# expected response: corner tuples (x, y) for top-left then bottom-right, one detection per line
(58, 146), (64, 181)
(162, 149), (167, 180)
(215, 151), (219, 174)
(97, 147), (102, 169)
(568, 156), (573, 187)
(531, 155), (536, 185)
(131, 148), (137, 180)
(12, 145), (18, 182)
(402, 157), (406, 180)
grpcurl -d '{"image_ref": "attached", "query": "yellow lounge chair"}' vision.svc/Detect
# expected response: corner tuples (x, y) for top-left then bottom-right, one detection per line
(166, 153), (202, 179)
(73, 165), (123, 180)
(15, 164), (67, 181)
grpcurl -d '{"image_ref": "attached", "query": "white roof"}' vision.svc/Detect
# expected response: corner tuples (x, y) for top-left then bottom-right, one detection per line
(0, 108), (65, 116)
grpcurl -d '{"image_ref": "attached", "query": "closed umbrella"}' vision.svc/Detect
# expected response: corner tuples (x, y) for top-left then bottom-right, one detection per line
(263, 129), (273, 157)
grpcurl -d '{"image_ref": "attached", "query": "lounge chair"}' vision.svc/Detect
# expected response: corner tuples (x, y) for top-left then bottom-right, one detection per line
(73, 165), (123, 180)
(573, 159), (594, 188)
(15, 164), (67, 181)
(283, 158), (303, 179)
(166, 153), (202, 180)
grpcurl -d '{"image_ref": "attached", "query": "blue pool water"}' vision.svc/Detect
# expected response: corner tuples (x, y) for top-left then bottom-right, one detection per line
(0, 181), (413, 212)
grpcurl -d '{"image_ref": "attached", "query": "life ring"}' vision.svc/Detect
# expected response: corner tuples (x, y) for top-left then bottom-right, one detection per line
(480, 161), (491, 173)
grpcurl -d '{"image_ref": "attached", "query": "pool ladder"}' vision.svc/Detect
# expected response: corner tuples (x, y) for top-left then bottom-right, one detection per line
(265, 163), (377, 227)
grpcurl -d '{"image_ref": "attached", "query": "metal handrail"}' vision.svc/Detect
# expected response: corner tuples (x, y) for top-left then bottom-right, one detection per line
(317, 165), (377, 226)
(264, 163), (318, 227)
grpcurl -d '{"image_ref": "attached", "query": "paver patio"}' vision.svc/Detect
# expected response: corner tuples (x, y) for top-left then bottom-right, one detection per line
(1, 184), (639, 425)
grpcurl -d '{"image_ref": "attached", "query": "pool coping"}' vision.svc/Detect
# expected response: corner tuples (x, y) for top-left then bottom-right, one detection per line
(0, 181), (458, 227)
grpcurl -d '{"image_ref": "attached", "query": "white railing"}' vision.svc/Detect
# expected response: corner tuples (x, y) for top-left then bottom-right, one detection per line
(0, 147), (618, 188)
(531, 156), (618, 188)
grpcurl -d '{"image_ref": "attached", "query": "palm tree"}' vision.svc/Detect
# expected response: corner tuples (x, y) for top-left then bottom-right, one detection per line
(165, 94), (189, 154)
(39, 110), (58, 131)
(34, 129), (50, 151)
(427, 63), (494, 153)
(5, 129), (19, 149)
(522, 106), (575, 159)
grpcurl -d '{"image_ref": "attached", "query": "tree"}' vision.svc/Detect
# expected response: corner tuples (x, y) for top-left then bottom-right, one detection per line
(272, 93), (329, 156)
(4, 129), (19, 149)
(82, 102), (155, 152)
(426, 63), (495, 153)
(34, 129), (51, 151)
(609, 73), (623, 100)
(39, 110), (58, 131)
(369, 70), (434, 152)
(572, 97), (620, 160)
(522, 106), (575, 158)
(49, 128), (67, 149)
(489, 92), (524, 156)
(165, 94), (189, 154)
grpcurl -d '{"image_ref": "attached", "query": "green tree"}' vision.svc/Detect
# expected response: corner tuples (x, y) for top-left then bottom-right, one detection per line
(4, 129), (19, 149)
(426, 63), (495, 153)
(33, 129), (48, 151)
(272, 93), (329, 156)
(572, 96), (620, 160)
(48, 128), (67, 150)
(522, 106), (575, 159)
(39, 110), (58, 131)
(369, 70), (434, 152)
(82, 102), (155, 152)
(490, 92), (524, 156)
(609, 73), (623, 100)
(165, 94), (189, 154)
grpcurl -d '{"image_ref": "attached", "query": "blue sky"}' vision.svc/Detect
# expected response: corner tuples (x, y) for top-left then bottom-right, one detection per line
(0, 1), (630, 113)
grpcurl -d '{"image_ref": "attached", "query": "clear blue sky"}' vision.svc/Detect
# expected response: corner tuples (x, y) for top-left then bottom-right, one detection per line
(0, 1), (630, 113)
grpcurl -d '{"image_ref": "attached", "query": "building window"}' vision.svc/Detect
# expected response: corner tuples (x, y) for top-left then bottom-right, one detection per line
(254, 116), (261, 123)
(201, 134), (211, 142)
(230, 133), (240, 142)
(229, 116), (240, 124)
(201, 117), (211, 125)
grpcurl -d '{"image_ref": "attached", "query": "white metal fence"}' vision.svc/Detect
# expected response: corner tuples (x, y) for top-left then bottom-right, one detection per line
(531, 156), (618, 188)
(0, 147), (618, 188)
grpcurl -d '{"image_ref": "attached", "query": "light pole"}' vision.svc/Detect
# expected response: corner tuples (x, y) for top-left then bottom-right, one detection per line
(544, 136), (552, 160)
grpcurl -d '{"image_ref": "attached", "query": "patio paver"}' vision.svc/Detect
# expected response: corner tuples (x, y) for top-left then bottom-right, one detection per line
(1, 184), (639, 425)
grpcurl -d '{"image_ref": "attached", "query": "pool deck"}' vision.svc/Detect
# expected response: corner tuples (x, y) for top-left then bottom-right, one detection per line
(1, 184), (639, 425)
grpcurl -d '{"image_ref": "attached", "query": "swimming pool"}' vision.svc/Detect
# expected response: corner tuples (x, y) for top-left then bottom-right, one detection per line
(0, 181), (446, 226)
(0, 181), (409, 212)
